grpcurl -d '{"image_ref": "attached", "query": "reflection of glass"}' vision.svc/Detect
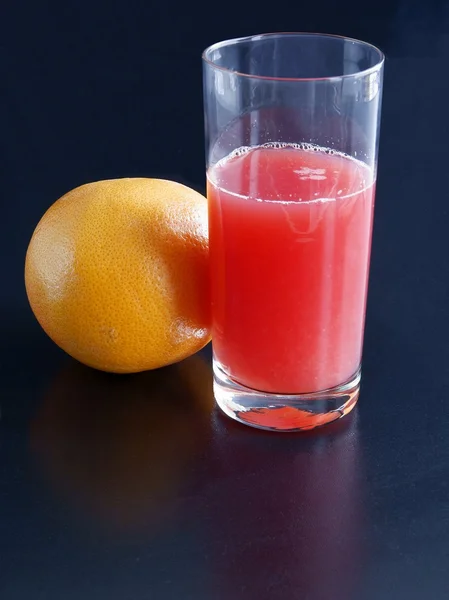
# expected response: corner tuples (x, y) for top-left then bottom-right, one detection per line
(203, 33), (384, 431)
(206, 414), (364, 599)
(30, 356), (213, 538)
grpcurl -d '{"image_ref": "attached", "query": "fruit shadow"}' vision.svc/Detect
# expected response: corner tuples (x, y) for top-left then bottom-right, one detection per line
(29, 354), (214, 539)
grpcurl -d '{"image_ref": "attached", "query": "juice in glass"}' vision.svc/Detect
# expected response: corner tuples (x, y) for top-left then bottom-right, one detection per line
(207, 143), (375, 395)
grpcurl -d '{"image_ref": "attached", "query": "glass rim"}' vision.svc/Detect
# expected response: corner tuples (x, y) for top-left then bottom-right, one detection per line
(202, 32), (385, 83)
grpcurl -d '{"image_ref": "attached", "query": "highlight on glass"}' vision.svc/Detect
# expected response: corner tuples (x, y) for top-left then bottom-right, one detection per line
(202, 33), (384, 431)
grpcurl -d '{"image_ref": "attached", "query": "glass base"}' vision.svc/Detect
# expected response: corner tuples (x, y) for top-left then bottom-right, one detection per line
(213, 360), (360, 432)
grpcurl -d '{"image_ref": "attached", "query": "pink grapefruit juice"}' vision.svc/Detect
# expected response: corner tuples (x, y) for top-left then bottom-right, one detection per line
(207, 143), (375, 394)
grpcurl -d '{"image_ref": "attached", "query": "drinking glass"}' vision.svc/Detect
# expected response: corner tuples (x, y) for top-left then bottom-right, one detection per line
(202, 33), (384, 431)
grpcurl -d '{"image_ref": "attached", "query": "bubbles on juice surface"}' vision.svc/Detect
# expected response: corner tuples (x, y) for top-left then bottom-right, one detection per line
(208, 143), (373, 204)
(219, 142), (349, 164)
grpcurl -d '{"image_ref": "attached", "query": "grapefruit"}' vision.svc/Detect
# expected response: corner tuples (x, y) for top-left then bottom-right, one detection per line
(25, 178), (210, 372)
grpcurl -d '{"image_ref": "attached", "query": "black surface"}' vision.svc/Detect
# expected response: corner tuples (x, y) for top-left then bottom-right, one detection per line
(2, 1), (449, 598)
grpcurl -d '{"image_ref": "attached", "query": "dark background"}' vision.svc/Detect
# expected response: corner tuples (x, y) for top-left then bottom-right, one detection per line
(2, 1), (449, 598)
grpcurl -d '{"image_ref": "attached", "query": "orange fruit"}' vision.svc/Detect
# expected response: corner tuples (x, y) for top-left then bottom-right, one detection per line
(25, 178), (210, 372)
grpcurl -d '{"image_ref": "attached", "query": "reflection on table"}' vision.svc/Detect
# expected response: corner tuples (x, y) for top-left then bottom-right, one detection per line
(30, 354), (214, 538)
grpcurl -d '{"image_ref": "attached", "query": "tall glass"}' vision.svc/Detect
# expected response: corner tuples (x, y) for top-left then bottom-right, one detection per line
(202, 33), (384, 432)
